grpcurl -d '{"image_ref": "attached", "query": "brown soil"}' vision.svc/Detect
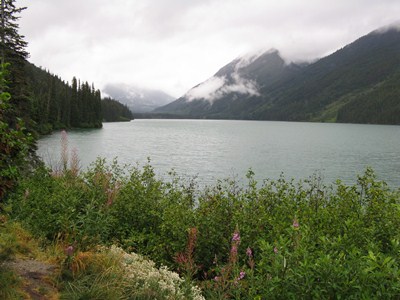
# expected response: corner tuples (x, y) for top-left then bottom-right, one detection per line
(5, 259), (59, 299)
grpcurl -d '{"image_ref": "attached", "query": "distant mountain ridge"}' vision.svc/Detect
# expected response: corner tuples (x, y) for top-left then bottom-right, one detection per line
(103, 83), (174, 113)
(155, 24), (400, 124)
(156, 49), (301, 118)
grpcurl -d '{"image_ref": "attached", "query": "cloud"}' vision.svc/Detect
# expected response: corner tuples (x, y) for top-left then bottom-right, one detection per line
(185, 77), (226, 102)
(373, 20), (400, 34)
(185, 58), (259, 103)
(223, 73), (259, 97)
(16, 0), (400, 98)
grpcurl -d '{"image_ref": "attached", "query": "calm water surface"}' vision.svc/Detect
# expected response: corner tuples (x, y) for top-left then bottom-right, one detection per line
(37, 120), (400, 187)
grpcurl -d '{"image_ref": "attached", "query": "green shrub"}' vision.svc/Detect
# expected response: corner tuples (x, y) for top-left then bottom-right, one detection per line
(0, 63), (34, 201)
(8, 161), (400, 298)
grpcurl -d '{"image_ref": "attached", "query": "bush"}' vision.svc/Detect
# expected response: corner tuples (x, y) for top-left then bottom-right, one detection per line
(0, 63), (34, 201)
(7, 159), (400, 298)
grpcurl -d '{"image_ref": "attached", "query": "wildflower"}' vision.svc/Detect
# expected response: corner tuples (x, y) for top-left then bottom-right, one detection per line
(293, 218), (299, 229)
(246, 247), (253, 258)
(230, 227), (241, 264)
(238, 271), (246, 280)
(214, 276), (219, 282)
(273, 246), (278, 254)
(232, 231), (240, 242)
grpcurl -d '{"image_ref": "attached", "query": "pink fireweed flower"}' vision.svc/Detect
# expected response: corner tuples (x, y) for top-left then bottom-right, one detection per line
(231, 245), (238, 255)
(232, 232), (240, 242)
(246, 247), (253, 258)
(273, 246), (278, 254)
(293, 219), (299, 229)
(214, 276), (219, 282)
(238, 271), (246, 280)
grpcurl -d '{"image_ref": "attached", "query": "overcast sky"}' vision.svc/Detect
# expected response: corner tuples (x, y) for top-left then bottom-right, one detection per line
(16, 0), (400, 98)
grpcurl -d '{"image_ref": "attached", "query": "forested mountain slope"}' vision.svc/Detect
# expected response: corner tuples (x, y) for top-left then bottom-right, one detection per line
(25, 62), (103, 134)
(156, 26), (400, 124)
(26, 62), (141, 132)
(101, 97), (133, 122)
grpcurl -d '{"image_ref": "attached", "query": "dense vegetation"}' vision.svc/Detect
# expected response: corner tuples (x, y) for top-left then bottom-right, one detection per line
(336, 70), (400, 124)
(156, 28), (400, 125)
(101, 97), (133, 122)
(5, 152), (400, 299)
(0, 63), (33, 202)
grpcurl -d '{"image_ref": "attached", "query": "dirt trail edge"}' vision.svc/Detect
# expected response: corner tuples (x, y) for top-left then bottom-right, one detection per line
(6, 258), (59, 299)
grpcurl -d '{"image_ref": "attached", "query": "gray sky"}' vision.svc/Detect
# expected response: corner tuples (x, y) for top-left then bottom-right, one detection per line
(17, 0), (400, 98)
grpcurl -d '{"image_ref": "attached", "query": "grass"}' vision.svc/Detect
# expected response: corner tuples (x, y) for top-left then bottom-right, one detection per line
(1, 213), (205, 299)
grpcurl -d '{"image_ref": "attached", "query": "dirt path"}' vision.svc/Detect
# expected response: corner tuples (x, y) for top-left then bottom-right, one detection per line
(5, 258), (59, 299)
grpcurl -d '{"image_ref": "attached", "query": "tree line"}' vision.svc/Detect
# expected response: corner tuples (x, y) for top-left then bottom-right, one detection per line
(26, 63), (103, 134)
(0, 0), (132, 199)
(101, 97), (133, 122)
(1, 0), (133, 136)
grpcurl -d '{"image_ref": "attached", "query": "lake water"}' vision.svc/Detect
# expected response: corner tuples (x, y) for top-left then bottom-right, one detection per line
(37, 120), (400, 188)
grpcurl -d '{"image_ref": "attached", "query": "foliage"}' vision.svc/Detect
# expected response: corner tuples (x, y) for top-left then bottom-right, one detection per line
(0, 0), (28, 61)
(0, 0), (33, 131)
(0, 63), (33, 200)
(101, 97), (133, 122)
(337, 70), (400, 124)
(60, 245), (204, 300)
(0, 268), (21, 300)
(6, 140), (400, 298)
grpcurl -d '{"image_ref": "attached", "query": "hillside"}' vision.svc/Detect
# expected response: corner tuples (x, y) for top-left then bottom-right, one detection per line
(101, 97), (134, 122)
(155, 50), (302, 119)
(155, 26), (400, 124)
(26, 62), (136, 133)
(25, 62), (103, 134)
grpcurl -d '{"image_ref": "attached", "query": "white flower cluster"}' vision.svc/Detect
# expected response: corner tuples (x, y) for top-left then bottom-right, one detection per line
(108, 245), (205, 300)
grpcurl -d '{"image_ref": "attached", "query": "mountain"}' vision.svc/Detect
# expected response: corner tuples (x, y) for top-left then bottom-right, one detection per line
(155, 25), (400, 124)
(103, 83), (174, 113)
(155, 49), (302, 119)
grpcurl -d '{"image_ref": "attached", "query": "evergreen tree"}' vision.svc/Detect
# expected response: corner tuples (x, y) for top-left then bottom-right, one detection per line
(0, 0), (31, 129)
(1, 1), (103, 134)
(0, 0), (28, 61)
(0, 63), (32, 200)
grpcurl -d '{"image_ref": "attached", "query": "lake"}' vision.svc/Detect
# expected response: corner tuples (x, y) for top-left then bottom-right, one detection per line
(37, 119), (400, 188)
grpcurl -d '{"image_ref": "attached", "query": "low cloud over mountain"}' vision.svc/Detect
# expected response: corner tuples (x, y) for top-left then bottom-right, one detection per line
(155, 25), (400, 125)
(103, 83), (174, 113)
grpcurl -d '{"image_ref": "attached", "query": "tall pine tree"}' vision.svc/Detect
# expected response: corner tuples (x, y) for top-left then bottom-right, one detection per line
(0, 0), (33, 200)
(0, 0), (30, 128)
